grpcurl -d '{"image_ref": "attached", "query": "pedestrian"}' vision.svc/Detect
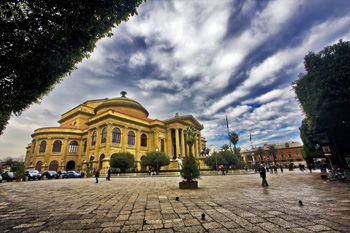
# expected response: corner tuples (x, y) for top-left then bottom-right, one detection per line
(270, 165), (273, 174)
(274, 165), (278, 174)
(258, 164), (268, 186)
(220, 166), (225, 175)
(95, 168), (100, 183)
(280, 165), (283, 173)
(106, 167), (111, 180)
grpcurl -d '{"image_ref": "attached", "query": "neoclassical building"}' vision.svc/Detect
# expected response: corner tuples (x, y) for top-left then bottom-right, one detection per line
(24, 92), (207, 174)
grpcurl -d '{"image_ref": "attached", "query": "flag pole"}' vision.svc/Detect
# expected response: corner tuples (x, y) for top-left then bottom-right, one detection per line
(250, 132), (254, 149)
(226, 116), (232, 151)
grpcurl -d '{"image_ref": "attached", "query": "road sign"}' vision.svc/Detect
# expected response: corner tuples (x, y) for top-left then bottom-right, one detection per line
(322, 146), (331, 153)
(324, 152), (332, 158)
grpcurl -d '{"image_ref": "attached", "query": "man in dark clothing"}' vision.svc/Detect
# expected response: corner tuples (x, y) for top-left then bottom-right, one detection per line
(95, 169), (100, 183)
(106, 167), (111, 180)
(258, 164), (268, 186)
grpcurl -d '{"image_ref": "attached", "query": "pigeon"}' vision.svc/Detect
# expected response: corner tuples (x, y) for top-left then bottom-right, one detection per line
(176, 197), (179, 201)
(299, 200), (303, 206)
(201, 212), (206, 220)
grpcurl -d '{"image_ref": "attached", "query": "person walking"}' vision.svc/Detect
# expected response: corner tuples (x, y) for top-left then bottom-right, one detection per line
(258, 164), (268, 186)
(280, 165), (284, 173)
(106, 167), (111, 180)
(95, 168), (100, 183)
(220, 166), (225, 175)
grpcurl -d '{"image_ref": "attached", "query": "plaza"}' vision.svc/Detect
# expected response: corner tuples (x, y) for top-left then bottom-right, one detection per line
(0, 171), (349, 232)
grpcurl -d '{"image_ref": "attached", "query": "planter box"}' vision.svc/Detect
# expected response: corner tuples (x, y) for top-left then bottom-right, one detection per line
(15, 178), (22, 182)
(179, 181), (198, 189)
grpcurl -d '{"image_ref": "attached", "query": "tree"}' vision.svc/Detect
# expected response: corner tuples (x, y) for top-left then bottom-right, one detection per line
(228, 132), (239, 155)
(268, 145), (277, 162)
(255, 147), (265, 161)
(293, 40), (350, 167)
(220, 150), (238, 169)
(204, 152), (225, 170)
(221, 144), (230, 151)
(180, 153), (201, 182)
(0, 0), (144, 134)
(141, 151), (170, 174)
(183, 125), (197, 155)
(110, 152), (134, 173)
(246, 154), (253, 163)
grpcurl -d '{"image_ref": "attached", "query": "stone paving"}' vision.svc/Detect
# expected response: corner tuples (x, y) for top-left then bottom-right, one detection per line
(0, 170), (349, 233)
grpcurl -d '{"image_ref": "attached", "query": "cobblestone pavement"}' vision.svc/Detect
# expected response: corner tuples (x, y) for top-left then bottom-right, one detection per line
(0, 171), (349, 233)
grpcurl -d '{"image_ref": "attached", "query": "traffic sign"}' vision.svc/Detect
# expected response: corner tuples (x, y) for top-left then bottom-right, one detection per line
(322, 146), (331, 153)
(324, 152), (332, 158)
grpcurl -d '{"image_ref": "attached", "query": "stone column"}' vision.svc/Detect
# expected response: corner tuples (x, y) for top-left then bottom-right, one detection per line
(167, 129), (172, 157)
(94, 126), (100, 161)
(175, 127), (180, 159)
(62, 137), (69, 167)
(122, 126), (128, 151)
(180, 129), (185, 157)
(135, 129), (141, 160)
(154, 130), (159, 151)
(194, 134), (199, 158)
(199, 133), (202, 156)
(44, 137), (52, 164)
(105, 122), (113, 158)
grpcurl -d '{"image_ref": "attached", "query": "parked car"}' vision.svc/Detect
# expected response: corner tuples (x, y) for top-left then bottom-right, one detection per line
(57, 170), (69, 179)
(26, 170), (42, 180)
(0, 174), (2, 183)
(42, 171), (59, 179)
(2, 172), (16, 182)
(67, 171), (81, 178)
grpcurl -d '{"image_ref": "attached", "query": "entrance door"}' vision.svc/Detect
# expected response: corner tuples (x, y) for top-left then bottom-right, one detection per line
(66, 160), (76, 171)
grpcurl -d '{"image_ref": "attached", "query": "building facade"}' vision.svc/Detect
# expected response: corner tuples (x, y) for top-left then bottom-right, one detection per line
(241, 142), (304, 166)
(24, 92), (207, 174)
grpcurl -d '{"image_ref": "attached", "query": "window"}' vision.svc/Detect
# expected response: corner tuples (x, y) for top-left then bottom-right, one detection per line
(141, 134), (147, 147)
(52, 140), (62, 152)
(39, 141), (47, 153)
(281, 153), (284, 159)
(289, 153), (292, 158)
(101, 128), (107, 143)
(91, 131), (97, 146)
(69, 141), (78, 153)
(127, 131), (135, 145)
(296, 152), (300, 157)
(83, 141), (87, 152)
(112, 128), (121, 143)
(161, 139), (165, 152)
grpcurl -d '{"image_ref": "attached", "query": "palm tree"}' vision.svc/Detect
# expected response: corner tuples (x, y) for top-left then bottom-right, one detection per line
(268, 145), (277, 162)
(256, 147), (265, 161)
(228, 132), (239, 155)
(221, 144), (229, 151)
(183, 125), (197, 156)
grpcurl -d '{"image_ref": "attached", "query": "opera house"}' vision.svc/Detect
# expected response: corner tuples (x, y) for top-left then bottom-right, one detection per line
(24, 92), (207, 174)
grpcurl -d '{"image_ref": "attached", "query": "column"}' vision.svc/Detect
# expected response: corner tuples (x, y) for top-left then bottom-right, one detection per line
(167, 129), (172, 157)
(199, 133), (202, 156)
(154, 130), (159, 151)
(194, 134), (199, 158)
(44, 137), (52, 164)
(135, 129), (141, 160)
(94, 126), (100, 161)
(62, 137), (69, 167)
(122, 126), (128, 151)
(180, 129), (185, 157)
(105, 122), (113, 158)
(86, 130), (91, 161)
(175, 128), (180, 158)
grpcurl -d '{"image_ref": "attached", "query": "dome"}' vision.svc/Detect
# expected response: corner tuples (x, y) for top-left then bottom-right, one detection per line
(94, 92), (149, 117)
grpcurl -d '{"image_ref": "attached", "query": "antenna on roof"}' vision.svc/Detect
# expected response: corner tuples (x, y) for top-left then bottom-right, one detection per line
(120, 91), (127, 97)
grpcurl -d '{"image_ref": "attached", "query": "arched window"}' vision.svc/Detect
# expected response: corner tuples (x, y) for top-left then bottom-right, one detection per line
(49, 160), (59, 171)
(101, 128), (107, 143)
(69, 141), (78, 153)
(52, 140), (62, 152)
(39, 141), (47, 153)
(99, 154), (105, 169)
(141, 134), (147, 147)
(127, 131), (135, 145)
(83, 141), (87, 152)
(91, 131), (97, 146)
(112, 128), (121, 143)
(35, 161), (43, 171)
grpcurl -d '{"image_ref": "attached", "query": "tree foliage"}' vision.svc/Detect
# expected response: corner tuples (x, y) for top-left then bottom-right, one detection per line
(255, 147), (265, 160)
(221, 144), (229, 151)
(293, 40), (350, 159)
(140, 151), (170, 173)
(180, 152), (200, 182)
(267, 145), (277, 161)
(228, 132), (239, 155)
(110, 152), (134, 173)
(183, 125), (197, 155)
(204, 150), (238, 170)
(0, 0), (144, 134)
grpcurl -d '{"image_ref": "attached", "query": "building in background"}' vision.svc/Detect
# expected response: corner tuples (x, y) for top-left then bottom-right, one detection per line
(241, 142), (304, 166)
(24, 92), (206, 174)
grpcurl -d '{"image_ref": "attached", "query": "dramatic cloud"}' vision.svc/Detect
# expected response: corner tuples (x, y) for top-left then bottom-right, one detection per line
(1, 0), (350, 159)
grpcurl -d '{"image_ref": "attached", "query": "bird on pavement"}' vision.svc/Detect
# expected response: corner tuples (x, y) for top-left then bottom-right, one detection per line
(299, 200), (303, 206)
(201, 213), (206, 220)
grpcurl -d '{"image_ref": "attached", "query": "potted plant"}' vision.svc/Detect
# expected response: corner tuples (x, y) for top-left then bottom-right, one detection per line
(14, 163), (26, 182)
(179, 126), (201, 189)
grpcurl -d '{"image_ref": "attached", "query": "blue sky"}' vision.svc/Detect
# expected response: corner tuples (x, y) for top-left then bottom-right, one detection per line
(1, 0), (350, 160)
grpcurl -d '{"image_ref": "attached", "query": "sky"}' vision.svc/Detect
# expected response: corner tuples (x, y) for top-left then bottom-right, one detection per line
(1, 0), (350, 160)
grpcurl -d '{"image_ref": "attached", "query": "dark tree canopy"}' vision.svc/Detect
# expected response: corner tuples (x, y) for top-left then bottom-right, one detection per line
(141, 151), (170, 173)
(110, 152), (134, 173)
(293, 40), (350, 164)
(0, 0), (144, 134)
